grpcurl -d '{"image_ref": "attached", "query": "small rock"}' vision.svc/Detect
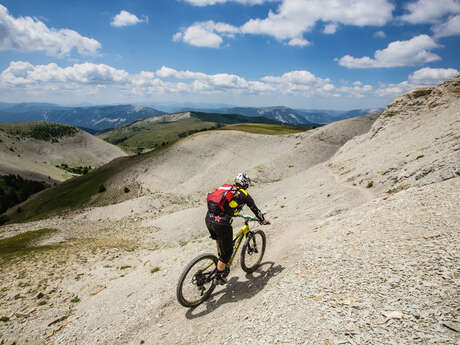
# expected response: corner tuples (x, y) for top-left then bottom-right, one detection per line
(383, 311), (404, 320)
(423, 233), (441, 239)
(90, 286), (106, 296)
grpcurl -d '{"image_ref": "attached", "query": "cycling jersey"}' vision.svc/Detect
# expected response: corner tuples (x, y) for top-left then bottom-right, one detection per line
(205, 187), (264, 264)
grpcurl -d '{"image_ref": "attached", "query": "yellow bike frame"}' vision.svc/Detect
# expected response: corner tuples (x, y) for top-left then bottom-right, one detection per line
(226, 222), (251, 268)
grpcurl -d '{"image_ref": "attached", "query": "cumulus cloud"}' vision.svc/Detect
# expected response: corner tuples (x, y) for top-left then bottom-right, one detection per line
(408, 67), (459, 85)
(240, 0), (393, 39)
(0, 4), (101, 57)
(176, 0), (394, 47)
(337, 35), (441, 68)
(1, 62), (350, 98)
(323, 23), (339, 34)
(156, 66), (208, 79)
(433, 15), (460, 37)
(0, 61), (129, 87)
(260, 70), (342, 96)
(287, 38), (310, 46)
(183, 0), (277, 5)
(400, 0), (460, 24)
(375, 67), (459, 96)
(11, 62), (454, 102)
(173, 21), (239, 47)
(111, 10), (147, 27)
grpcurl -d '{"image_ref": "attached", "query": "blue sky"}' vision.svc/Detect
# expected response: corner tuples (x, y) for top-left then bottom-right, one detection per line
(0, 0), (459, 110)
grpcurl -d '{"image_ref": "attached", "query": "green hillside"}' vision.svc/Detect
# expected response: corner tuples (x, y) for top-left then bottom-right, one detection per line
(2, 147), (167, 225)
(100, 117), (218, 152)
(99, 111), (306, 152)
(219, 123), (306, 135)
(0, 122), (78, 142)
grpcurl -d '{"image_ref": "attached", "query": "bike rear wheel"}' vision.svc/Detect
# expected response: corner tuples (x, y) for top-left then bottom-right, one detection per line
(176, 253), (218, 308)
(241, 230), (266, 273)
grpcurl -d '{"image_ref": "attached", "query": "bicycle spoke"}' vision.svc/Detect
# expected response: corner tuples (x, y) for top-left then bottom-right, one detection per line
(177, 254), (218, 307)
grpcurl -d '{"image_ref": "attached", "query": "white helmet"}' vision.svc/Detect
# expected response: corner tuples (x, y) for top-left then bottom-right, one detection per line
(234, 172), (251, 189)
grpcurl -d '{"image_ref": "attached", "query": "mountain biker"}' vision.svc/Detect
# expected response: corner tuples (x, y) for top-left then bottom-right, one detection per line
(205, 172), (269, 285)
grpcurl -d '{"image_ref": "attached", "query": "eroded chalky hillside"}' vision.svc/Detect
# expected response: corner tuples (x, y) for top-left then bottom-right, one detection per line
(0, 77), (459, 345)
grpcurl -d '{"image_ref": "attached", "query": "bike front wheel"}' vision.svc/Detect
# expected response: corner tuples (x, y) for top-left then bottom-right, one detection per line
(176, 253), (218, 308)
(241, 230), (266, 273)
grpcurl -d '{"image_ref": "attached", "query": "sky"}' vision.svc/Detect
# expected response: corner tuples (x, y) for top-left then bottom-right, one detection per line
(0, 0), (459, 110)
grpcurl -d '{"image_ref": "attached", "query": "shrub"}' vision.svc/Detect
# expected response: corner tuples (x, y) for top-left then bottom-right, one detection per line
(366, 181), (374, 188)
(124, 187), (130, 193)
(151, 267), (160, 274)
(0, 316), (9, 322)
(98, 184), (106, 193)
(70, 296), (80, 303)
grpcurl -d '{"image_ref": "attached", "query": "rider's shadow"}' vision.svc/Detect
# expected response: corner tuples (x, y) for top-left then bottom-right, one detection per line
(185, 261), (284, 319)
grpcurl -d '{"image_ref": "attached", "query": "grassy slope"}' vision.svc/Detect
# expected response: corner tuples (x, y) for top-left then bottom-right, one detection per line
(100, 117), (217, 152)
(4, 147), (165, 224)
(100, 112), (307, 152)
(0, 122), (78, 142)
(5, 121), (306, 224)
(0, 228), (58, 266)
(219, 123), (307, 135)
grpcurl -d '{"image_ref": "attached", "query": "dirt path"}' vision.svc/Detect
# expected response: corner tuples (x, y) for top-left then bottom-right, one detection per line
(102, 163), (382, 345)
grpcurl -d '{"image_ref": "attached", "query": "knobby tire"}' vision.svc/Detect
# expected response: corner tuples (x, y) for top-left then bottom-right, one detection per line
(240, 230), (266, 273)
(176, 253), (218, 308)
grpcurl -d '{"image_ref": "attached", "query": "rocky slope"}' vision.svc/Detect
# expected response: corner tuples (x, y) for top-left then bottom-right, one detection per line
(0, 123), (127, 182)
(0, 76), (459, 345)
(330, 75), (460, 194)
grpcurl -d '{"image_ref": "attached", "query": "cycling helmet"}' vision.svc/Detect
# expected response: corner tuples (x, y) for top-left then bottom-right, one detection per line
(234, 172), (251, 189)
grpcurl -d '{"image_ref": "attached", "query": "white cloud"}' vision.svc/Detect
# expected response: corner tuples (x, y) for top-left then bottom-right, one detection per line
(183, 0), (277, 6)
(0, 4), (101, 57)
(408, 67), (459, 85)
(337, 35), (441, 68)
(176, 0), (394, 47)
(1, 62), (347, 99)
(240, 0), (394, 39)
(178, 25), (223, 48)
(400, 0), (460, 24)
(156, 66), (208, 79)
(375, 67), (458, 96)
(111, 10), (147, 27)
(0, 61), (130, 87)
(10, 62), (455, 102)
(374, 30), (386, 38)
(263, 70), (324, 84)
(173, 21), (239, 47)
(433, 15), (460, 37)
(287, 38), (310, 46)
(323, 23), (338, 34)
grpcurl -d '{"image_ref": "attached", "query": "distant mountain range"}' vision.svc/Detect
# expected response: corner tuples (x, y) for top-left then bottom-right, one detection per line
(0, 102), (381, 130)
(0, 103), (164, 130)
(173, 105), (381, 125)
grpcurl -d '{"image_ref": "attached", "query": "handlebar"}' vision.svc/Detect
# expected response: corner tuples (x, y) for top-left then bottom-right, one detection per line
(236, 214), (259, 221)
(236, 214), (270, 225)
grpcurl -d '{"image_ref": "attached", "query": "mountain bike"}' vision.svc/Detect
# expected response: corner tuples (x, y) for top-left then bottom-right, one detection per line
(176, 214), (268, 308)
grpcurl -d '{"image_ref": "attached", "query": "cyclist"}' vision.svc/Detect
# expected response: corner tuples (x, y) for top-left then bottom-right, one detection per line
(205, 172), (269, 285)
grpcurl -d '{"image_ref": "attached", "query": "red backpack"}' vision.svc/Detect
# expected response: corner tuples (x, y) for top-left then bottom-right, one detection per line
(207, 184), (238, 213)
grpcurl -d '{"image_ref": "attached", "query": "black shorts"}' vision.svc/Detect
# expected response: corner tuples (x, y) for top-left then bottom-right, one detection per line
(205, 211), (233, 264)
